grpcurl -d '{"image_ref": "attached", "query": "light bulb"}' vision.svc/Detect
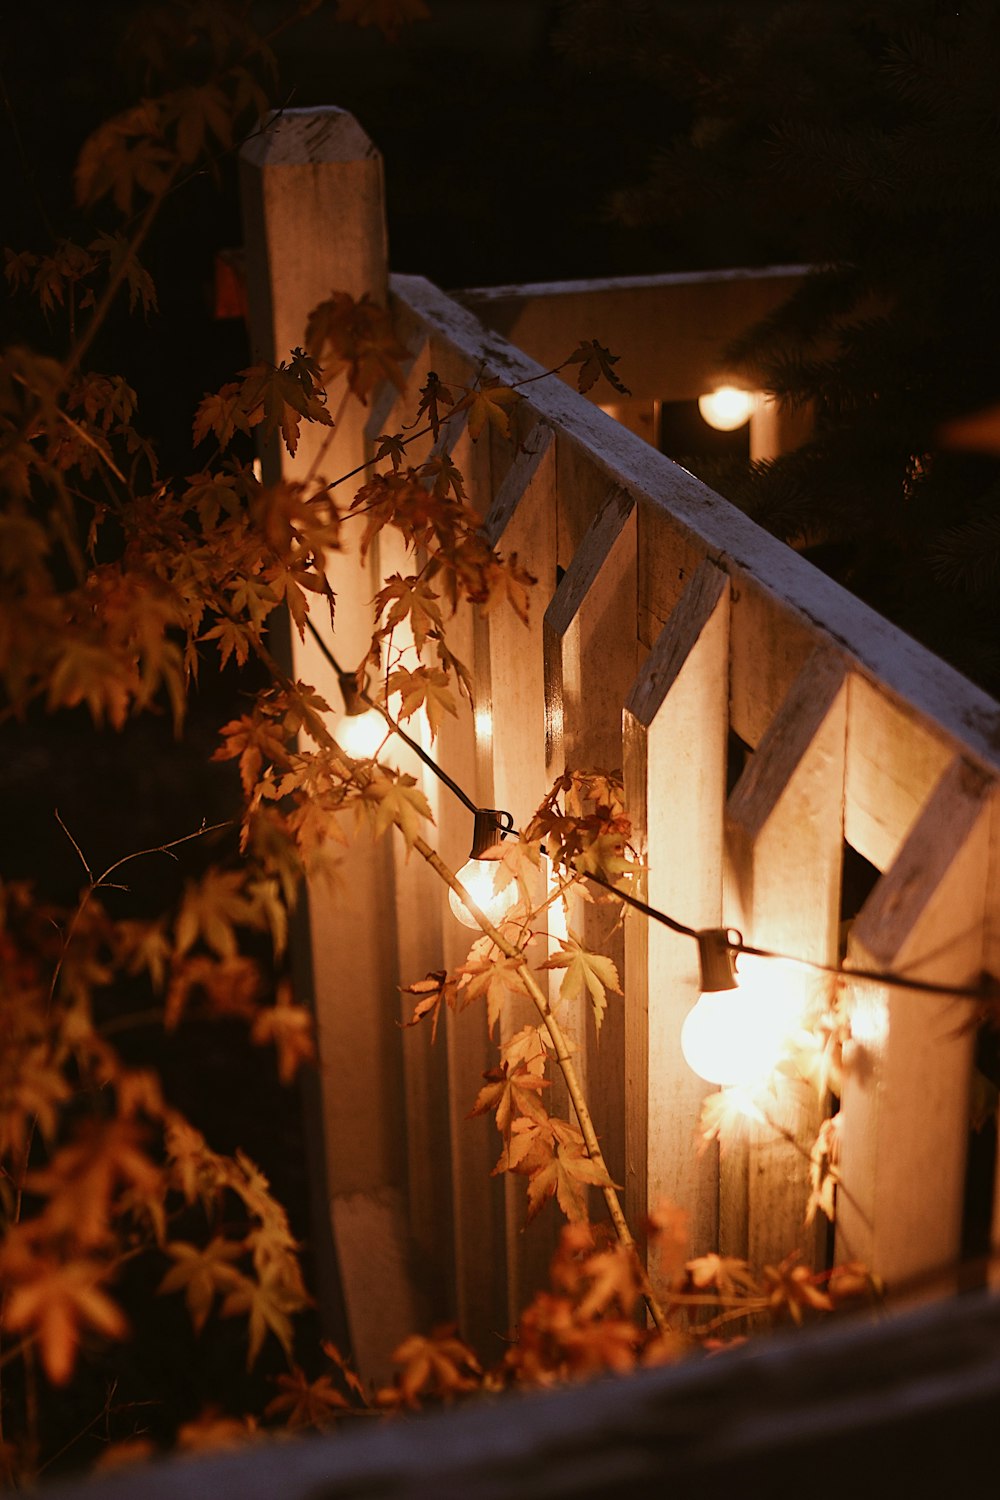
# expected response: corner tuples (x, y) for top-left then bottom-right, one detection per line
(680, 954), (805, 1087)
(697, 385), (758, 432)
(448, 858), (519, 929)
(335, 708), (388, 760)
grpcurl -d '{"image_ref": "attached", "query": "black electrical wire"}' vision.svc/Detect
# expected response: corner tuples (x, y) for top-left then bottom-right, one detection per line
(305, 617), (478, 815)
(305, 618), (994, 1006)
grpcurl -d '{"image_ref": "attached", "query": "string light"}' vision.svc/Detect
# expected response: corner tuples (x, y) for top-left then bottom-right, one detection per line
(697, 384), (760, 431)
(326, 660), (387, 759)
(680, 930), (807, 1087)
(304, 620), (996, 1029)
(448, 808), (518, 929)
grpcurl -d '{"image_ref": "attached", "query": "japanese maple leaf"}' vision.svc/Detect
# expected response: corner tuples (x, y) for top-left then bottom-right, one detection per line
(174, 868), (262, 960)
(762, 1253), (834, 1325)
(250, 992), (315, 1083)
(539, 932), (622, 1032)
(456, 953), (529, 1037)
(373, 431), (408, 470)
(458, 379), (521, 440)
(304, 291), (408, 401)
(164, 1116), (216, 1206)
(685, 1252), (760, 1301)
(406, 371), (458, 440)
(468, 1061), (550, 1141)
(176, 1408), (257, 1452)
(322, 1337), (368, 1402)
(576, 1245), (643, 1321)
(220, 1268), (300, 1368)
(27, 1118), (162, 1246)
(567, 339), (632, 397)
(3, 1253), (128, 1385)
(526, 1121), (617, 1223)
(385, 664), (456, 738)
(265, 1366), (350, 1429)
(401, 969), (459, 1043)
(500, 1023), (553, 1078)
(374, 573), (443, 654)
(192, 382), (254, 449)
(46, 641), (134, 730)
(363, 773), (432, 847)
(385, 1325), (481, 1409)
(158, 1237), (243, 1333)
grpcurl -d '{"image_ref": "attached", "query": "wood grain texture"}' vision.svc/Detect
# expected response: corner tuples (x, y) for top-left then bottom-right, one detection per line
(624, 559), (730, 1269)
(478, 421), (560, 1325)
(544, 485), (638, 1210)
(837, 757), (993, 1294)
(723, 650), (849, 1270)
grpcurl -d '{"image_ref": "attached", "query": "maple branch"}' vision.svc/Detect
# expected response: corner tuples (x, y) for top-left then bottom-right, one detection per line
(414, 839), (668, 1336)
(233, 605), (668, 1332)
(65, 180), (175, 385)
(55, 807), (93, 883)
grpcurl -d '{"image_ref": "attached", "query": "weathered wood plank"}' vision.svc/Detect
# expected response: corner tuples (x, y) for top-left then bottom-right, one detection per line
(45, 1288), (1000, 1500)
(478, 423), (560, 1325)
(455, 265), (807, 403)
(723, 650), (849, 1270)
(544, 486), (638, 1207)
(845, 674), (953, 873)
(240, 107), (423, 1382)
(837, 758), (993, 1295)
(624, 559), (730, 1275)
(423, 409), (510, 1359)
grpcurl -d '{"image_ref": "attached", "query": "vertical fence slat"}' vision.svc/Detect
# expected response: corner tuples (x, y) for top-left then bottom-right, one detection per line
(240, 108), (428, 1382)
(419, 400), (511, 1358)
(475, 424), (560, 1324)
(543, 487), (638, 1206)
(722, 650), (848, 1269)
(623, 558), (730, 1275)
(837, 758), (993, 1296)
(845, 676), (953, 872)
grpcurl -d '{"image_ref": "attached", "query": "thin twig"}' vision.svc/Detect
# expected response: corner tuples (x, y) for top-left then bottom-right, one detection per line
(54, 808), (92, 882)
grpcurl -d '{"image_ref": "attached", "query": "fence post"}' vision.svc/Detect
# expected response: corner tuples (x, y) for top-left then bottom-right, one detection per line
(239, 110), (424, 1382)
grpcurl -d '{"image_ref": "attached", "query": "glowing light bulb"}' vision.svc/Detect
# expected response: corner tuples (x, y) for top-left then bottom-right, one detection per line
(697, 385), (759, 432)
(448, 858), (518, 929)
(680, 954), (805, 1087)
(336, 708), (388, 760)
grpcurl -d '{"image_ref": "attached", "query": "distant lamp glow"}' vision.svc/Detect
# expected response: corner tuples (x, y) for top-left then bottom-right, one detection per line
(448, 808), (517, 929)
(697, 385), (758, 432)
(681, 929), (805, 1088)
(334, 669), (387, 761)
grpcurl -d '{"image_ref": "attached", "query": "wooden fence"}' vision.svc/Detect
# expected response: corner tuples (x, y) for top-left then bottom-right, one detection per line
(240, 107), (1000, 1382)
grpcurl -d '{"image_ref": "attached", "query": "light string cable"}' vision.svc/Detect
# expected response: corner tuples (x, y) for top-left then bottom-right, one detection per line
(306, 618), (996, 1006)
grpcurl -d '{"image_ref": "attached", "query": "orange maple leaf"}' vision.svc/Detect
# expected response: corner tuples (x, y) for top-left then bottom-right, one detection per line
(380, 1325), (482, 1409)
(264, 1366), (350, 1429)
(458, 379), (521, 440)
(250, 989), (315, 1084)
(2, 1253), (128, 1385)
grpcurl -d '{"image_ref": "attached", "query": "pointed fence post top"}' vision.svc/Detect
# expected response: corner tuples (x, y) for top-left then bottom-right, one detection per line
(240, 106), (382, 169)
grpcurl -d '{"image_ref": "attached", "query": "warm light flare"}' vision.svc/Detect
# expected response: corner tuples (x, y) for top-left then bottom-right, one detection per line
(697, 385), (759, 432)
(448, 857), (519, 929)
(335, 707), (389, 760)
(681, 954), (806, 1087)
